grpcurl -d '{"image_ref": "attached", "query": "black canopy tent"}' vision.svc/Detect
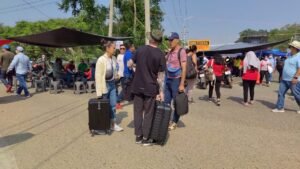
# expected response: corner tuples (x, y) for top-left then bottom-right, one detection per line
(8, 27), (132, 48)
(197, 39), (289, 56)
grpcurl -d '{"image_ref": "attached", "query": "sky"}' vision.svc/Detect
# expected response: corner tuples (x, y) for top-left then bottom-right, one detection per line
(1, 0), (300, 45)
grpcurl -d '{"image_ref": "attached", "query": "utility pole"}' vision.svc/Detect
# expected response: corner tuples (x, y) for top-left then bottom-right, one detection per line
(181, 25), (189, 47)
(108, 0), (114, 37)
(145, 0), (150, 44)
(133, 0), (137, 37)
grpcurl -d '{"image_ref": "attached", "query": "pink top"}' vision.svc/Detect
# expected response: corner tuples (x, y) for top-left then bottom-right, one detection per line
(166, 47), (187, 69)
(260, 60), (269, 71)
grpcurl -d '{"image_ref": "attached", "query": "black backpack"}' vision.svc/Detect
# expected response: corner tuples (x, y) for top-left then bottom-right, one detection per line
(186, 56), (197, 79)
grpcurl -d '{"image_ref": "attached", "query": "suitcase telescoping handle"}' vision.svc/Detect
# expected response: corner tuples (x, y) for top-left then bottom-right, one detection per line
(97, 96), (102, 110)
(97, 102), (101, 110)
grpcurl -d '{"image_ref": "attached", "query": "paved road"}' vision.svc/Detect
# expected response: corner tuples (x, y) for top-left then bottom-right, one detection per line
(0, 78), (300, 169)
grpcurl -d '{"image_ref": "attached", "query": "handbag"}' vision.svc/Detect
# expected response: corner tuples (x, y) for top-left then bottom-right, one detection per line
(205, 59), (215, 81)
(267, 65), (273, 74)
(174, 92), (189, 116)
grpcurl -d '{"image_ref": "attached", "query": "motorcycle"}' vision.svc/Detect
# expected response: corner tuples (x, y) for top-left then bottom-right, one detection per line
(197, 64), (207, 89)
(223, 67), (233, 88)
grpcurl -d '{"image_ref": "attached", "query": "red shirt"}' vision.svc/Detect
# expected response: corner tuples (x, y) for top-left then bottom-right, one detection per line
(207, 59), (225, 77)
(242, 69), (259, 80)
(65, 64), (75, 71)
(84, 69), (92, 80)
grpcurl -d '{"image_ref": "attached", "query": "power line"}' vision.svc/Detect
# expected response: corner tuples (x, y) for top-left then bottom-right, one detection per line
(171, 0), (180, 29)
(0, 0), (55, 11)
(160, 3), (175, 30)
(184, 0), (188, 17)
(0, 1), (57, 14)
(22, 0), (51, 19)
(178, 0), (182, 17)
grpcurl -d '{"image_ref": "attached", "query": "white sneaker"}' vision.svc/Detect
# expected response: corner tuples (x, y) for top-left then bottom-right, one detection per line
(272, 108), (285, 113)
(297, 110), (300, 114)
(112, 124), (124, 132)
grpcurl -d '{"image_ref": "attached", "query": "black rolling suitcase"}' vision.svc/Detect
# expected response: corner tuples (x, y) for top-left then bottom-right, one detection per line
(150, 101), (172, 145)
(88, 98), (111, 136)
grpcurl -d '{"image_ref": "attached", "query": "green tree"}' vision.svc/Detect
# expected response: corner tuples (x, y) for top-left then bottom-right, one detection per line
(59, 0), (108, 35)
(114, 0), (164, 46)
(59, 0), (164, 47)
(238, 24), (300, 50)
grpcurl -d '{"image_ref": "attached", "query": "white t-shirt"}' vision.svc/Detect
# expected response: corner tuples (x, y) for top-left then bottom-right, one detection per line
(117, 54), (124, 77)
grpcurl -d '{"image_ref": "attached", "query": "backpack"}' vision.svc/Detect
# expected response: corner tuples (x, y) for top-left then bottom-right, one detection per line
(186, 56), (197, 79)
(276, 60), (284, 70)
(205, 59), (215, 81)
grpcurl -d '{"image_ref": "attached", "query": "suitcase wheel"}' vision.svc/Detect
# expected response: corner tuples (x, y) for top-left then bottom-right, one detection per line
(106, 130), (111, 135)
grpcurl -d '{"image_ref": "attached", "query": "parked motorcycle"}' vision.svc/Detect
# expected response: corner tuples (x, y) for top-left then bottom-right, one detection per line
(197, 64), (207, 89)
(223, 67), (233, 88)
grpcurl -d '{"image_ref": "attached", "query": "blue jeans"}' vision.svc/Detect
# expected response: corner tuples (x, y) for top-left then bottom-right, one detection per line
(164, 78), (181, 123)
(0, 70), (13, 86)
(269, 72), (273, 82)
(103, 81), (117, 120)
(276, 80), (300, 109)
(16, 73), (30, 96)
(0, 70), (8, 86)
(66, 72), (74, 87)
(117, 77), (125, 103)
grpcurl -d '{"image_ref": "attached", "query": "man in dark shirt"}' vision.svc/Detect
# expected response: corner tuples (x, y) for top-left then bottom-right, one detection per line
(129, 30), (166, 146)
(0, 45), (14, 92)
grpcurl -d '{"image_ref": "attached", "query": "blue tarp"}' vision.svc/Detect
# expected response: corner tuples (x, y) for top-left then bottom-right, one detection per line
(256, 49), (288, 57)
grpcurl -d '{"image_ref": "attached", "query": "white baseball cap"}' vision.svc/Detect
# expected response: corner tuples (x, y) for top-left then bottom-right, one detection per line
(16, 46), (24, 52)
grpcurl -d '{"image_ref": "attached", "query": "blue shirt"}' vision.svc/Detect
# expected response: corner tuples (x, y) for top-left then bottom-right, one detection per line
(123, 50), (133, 76)
(8, 52), (31, 75)
(282, 52), (300, 81)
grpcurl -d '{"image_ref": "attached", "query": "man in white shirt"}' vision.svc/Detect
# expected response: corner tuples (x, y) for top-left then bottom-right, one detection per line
(116, 44), (126, 109)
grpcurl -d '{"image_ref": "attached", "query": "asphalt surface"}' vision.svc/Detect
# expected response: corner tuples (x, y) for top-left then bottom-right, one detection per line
(0, 76), (300, 169)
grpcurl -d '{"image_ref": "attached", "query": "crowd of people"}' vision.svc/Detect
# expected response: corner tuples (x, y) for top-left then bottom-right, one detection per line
(1, 32), (300, 146)
(52, 58), (95, 87)
(92, 29), (300, 146)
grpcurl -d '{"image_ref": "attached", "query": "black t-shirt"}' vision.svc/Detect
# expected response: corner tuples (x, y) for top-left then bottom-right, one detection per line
(131, 45), (166, 97)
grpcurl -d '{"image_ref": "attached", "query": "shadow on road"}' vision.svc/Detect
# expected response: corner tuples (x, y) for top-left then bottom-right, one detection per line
(256, 99), (275, 109)
(198, 95), (209, 101)
(0, 132), (34, 148)
(255, 99), (295, 112)
(0, 95), (26, 104)
(227, 96), (243, 105)
(0, 90), (45, 104)
(116, 111), (128, 124)
(177, 120), (186, 128)
(127, 120), (134, 128)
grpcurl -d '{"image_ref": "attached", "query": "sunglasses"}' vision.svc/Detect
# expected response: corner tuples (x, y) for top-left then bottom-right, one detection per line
(120, 48), (125, 50)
